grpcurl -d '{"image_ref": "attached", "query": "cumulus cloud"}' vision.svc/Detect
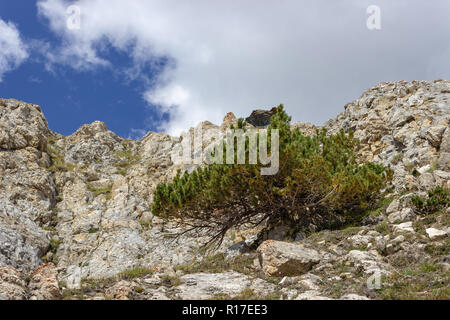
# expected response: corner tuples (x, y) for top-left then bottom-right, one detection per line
(0, 19), (28, 82)
(37, 0), (450, 135)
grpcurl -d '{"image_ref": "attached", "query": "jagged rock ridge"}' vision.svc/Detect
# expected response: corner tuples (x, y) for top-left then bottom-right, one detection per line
(0, 80), (449, 300)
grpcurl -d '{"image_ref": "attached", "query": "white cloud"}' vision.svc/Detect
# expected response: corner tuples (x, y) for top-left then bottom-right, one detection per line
(0, 19), (28, 82)
(37, 0), (450, 135)
(127, 128), (147, 140)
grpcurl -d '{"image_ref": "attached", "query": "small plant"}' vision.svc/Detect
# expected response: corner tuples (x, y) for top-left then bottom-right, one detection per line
(86, 183), (112, 199)
(391, 154), (403, 165)
(411, 187), (449, 215)
(47, 142), (77, 172)
(161, 274), (182, 287)
(375, 222), (389, 234)
(62, 288), (85, 300)
(175, 253), (254, 276)
(233, 288), (256, 300)
(348, 245), (368, 252)
(42, 238), (62, 263)
(114, 145), (141, 176)
(139, 220), (152, 231)
(49, 239), (62, 253)
(362, 196), (395, 218)
(424, 241), (450, 257)
(134, 286), (144, 294)
(418, 263), (438, 273)
(119, 267), (154, 280)
(427, 160), (438, 173)
(341, 226), (363, 236)
(42, 225), (57, 232)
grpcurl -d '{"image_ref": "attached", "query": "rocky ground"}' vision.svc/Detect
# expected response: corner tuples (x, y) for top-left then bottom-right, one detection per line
(0, 79), (448, 300)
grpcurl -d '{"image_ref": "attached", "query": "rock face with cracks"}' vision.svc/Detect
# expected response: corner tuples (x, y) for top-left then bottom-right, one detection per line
(0, 80), (448, 300)
(257, 240), (321, 276)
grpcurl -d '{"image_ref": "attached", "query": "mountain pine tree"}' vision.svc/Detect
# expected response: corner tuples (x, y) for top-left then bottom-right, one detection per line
(152, 105), (393, 246)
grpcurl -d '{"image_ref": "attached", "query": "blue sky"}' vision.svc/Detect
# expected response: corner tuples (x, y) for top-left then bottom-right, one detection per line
(0, 1), (449, 138)
(0, 1), (167, 138)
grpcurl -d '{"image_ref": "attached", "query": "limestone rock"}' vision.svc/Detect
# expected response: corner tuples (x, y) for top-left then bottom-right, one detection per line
(345, 250), (391, 275)
(29, 263), (60, 300)
(105, 280), (135, 300)
(63, 121), (123, 165)
(298, 273), (322, 291)
(347, 235), (372, 248)
(393, 222), (415, 234)
(0, 225), (44, 274)
(433, 170), (450, 189)
(0, 80), (448, 300)
(325, 80), (450, 191)
(257, 240), (321, 276)
(340, 293), (369, 300)
(386, 199), (400, 215)
(422, 125), (446, 148)
(0, 266), (26, 300)
(220, 112), (237, 130)
(290, 122), (318, 136)
(0, 99), (55, 275)
(425, 228), (447, 241)
(175, 272), (276, 300)
(388, 208), (415, 224)
(0, 99), (49, 151)
(295, 290), (333, 300)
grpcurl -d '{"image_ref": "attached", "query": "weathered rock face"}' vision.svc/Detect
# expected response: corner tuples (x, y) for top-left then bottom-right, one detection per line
(290, 122), (317, 136)
(221, 112), (238, 130)
(0, 99), (49, 151)
(49, 116), (241, 285)
(0, 79), (448, 300)
(245, 108), (277, 127)
(344, 250), (392, 276)
(63, 121), (124, 165)
(29, 263), (60, 300)
(0, 220), (44, 273)
(325, 80), (450, 192)
(175, 272), (276, 300)
(0, 266), (26, 300)
(50, 125), (213, 283)
(257, 240), (321, 276)
(425, 227), (448, 240)
(0, 99), (54, 274)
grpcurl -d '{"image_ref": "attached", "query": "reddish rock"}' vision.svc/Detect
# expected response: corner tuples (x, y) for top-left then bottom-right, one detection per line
(29, 263), (60, 300)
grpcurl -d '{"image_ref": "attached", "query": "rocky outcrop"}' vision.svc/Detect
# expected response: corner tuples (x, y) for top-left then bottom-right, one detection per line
(0, 266), (26, 300)
(0, 79), (448, 300)
(62, 121), (124, 165)
(245, 108), (277, 127)
(257, 240), (321, 276)
(0, 99), (54, 274)
(29, 263), (60, 300)
(325, 80), (450, 192)
(0, 99), (49, 151)
(175, 272), (276, 300)
(425, 227), (448, 241)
